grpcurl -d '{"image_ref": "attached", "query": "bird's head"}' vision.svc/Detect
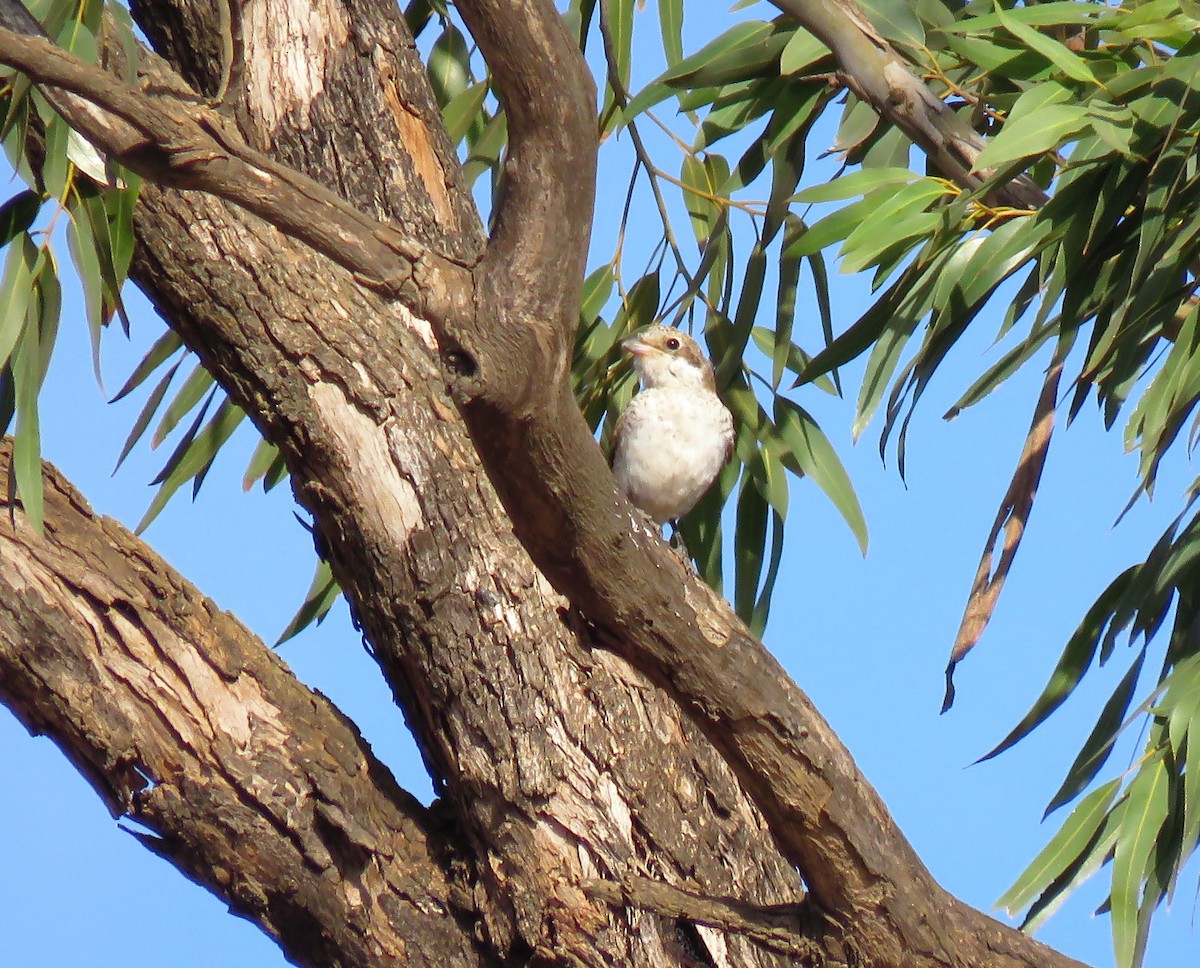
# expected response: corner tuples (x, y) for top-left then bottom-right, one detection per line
(621, 325), (716, 392)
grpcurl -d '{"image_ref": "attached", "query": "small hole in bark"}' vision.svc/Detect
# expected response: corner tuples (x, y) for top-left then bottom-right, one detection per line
(671, 919), (718, 967)
(442, 349), (478, 379)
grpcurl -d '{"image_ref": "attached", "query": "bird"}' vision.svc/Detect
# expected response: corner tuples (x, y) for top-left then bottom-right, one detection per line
(610, 325), (734, 529)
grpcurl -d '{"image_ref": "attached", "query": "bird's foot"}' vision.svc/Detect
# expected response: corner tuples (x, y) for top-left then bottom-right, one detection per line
(666, 524), (699, 573)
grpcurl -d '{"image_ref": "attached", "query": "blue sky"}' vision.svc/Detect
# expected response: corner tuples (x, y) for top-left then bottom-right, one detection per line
(1, 3), (1197, 966)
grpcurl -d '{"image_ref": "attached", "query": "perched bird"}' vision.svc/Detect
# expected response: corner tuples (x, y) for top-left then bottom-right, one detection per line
(610, 325), (734, 527)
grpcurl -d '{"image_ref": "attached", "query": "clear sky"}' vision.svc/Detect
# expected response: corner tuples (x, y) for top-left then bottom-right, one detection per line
(0, 4), (1196, 967)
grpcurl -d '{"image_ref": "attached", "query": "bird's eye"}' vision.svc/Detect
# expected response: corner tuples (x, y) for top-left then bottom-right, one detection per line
(665, 337), (680, 351)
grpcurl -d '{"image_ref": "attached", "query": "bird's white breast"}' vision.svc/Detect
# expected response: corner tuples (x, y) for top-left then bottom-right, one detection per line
(612, 386), (733, 524)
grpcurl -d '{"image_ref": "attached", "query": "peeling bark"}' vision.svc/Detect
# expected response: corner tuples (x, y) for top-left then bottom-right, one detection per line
(0, 441), (485, 968)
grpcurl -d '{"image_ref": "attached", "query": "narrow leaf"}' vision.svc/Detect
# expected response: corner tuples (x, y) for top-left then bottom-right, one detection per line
(0, 233), (37, 371)
(1112, 756), (1169, 968)
(999, 777), (1122, 915)
(774, 397), (867, 553)
(1045, 649), (1147, 816)
(276, 558), (342, 645)
(111, 330), (185, 402)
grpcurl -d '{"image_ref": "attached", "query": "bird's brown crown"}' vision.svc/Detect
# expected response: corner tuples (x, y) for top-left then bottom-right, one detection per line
(621, 325), (717, 392)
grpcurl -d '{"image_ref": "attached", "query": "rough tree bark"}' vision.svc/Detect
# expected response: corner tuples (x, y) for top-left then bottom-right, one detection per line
(0, 1), (1087, 967)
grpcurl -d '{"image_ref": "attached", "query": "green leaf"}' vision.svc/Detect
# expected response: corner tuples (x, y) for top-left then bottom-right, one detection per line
(111, 329), (185, 402)
(779, 29), (829, 75)
(671, 22), (788, 89)
(580, 263), (615, 323)
(106, 175), (140, 284)
(751, 327), (835, 396)
(462, 109), (507, 187)
(793, 167), (919, 204)
(993, 2), (1098, 84)
(945, 318), (1057, 418)
(152, 362), (216, 448)
(974, 94), (1089, 171)
(679, 457), (738, 593)
(763, 83), (826, 160)
(949, 1), (1100, 32)
(138, 395), (244, 533)
(771, 218), (803, 389)
(65, 198), (105, 381)
(657, 0), (683, 67)
(1184, 688), (1200, 865)
(39, 112), (69, 200)
(76, 191), (131, 334)
(712, 241), (766, 388)
(114, 359), (182, 473)
(0, 90), (35, 189)
(0, 232), (37, 372)
(941, 33), (1042, 77)
(440, 80), (489, 145)
(999, 777), (1122, 915)
(614, 271), (661, 335)
(696, 78), (782, 152)
(838, 182), (947, 274)
(1045, 649), (1147, 816)
(276, 558), (342, 645)
(751, 509), (785, 637)
(945, 216), (1049, 312)
(854, 308), (919, 441)
(622, 20), (777, 120)
(980, 570), (1135, 760)
(799, 256), (928, 382)
(11, 304), (44, 531)
(243, 436), (281, 492)
(404, 0), (442, 38)
(681, 153), (730, 246)
(427, 24), (471, 107)
(1023, 798), (1123, 932)
(774, 397), (867, 553)
(783, 196), (874, 257)
(754, 437), (789, 518)
(832, 95), (880, 155)
(606, 0), (634, 91)
(857, 0), (925, 47)
(29, 254), (59, 388)
(733, 466), (768, 625)
(1112, 755), (1169, 968)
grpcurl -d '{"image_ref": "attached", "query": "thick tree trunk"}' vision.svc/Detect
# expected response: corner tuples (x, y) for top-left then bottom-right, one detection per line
(52, 1), (806, 965)
(0, 1), (1090, 967)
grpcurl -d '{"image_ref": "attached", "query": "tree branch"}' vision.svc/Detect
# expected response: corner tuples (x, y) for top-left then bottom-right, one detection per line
(0, 440), (487, 968)
(447, 0), (598, 414)
(102, 4), (810, 965)
(0, 20), (473, 322)
(0, 5), (1087, 966)
(766, 0), (1048, 210)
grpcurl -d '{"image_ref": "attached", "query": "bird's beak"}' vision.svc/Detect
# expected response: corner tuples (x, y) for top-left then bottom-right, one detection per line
(621, 336), (653, 357)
